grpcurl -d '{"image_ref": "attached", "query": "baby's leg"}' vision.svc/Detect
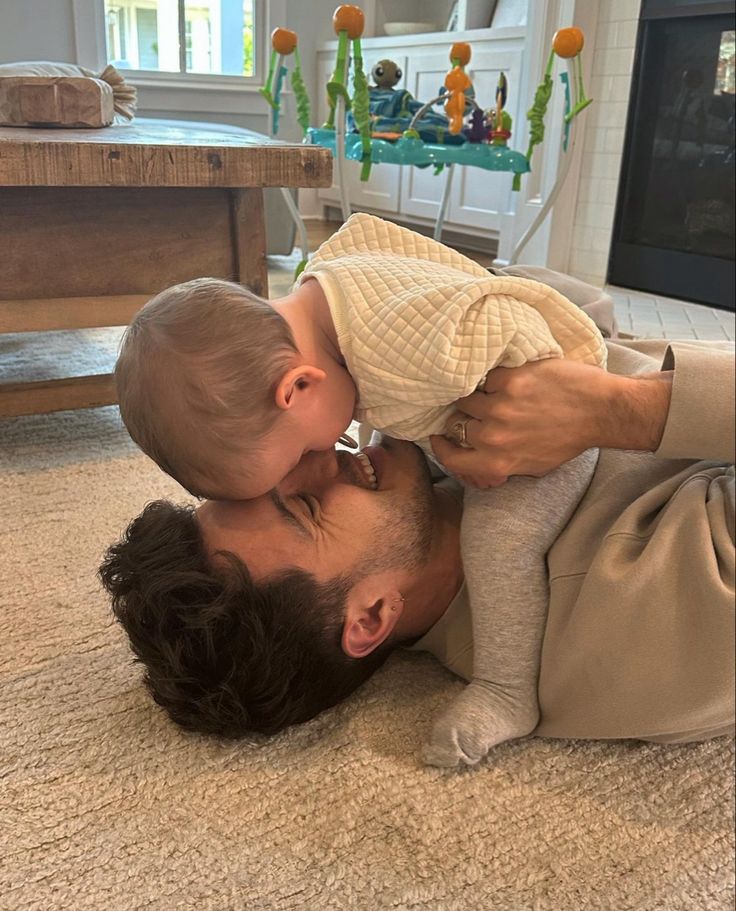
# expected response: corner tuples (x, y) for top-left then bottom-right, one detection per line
(424, 449), (598, 767)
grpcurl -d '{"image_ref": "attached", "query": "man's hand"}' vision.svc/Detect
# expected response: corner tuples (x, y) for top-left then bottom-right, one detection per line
(430, 359), (673, 488)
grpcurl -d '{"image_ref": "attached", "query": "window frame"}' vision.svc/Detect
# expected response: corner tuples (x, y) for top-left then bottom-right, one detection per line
(73, 0), (284, 94)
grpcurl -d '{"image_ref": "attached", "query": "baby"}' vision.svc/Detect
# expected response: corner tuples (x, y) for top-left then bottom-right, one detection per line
(116, 213), (607, 766)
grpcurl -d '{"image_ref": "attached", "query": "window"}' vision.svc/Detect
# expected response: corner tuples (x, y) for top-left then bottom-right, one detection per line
(714, 30), (735, 95)
(106, 5), (127, 61)
(104, 0), (257, 78)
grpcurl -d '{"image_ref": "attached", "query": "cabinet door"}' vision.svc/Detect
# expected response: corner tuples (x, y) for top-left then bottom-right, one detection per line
(399, 46), (455, 221)
(447, 45), (523, 232)
(316, 51), (406, 215)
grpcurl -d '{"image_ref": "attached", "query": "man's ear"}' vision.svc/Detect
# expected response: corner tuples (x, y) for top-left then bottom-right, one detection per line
(274, 364), (327, 411)
(341, 578), (404, 659)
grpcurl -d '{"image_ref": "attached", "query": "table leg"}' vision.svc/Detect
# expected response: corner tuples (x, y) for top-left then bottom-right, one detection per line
(229, 187), (269, 298)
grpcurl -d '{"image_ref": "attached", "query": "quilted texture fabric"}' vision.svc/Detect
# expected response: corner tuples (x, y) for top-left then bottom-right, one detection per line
(299, 213), (607, 440)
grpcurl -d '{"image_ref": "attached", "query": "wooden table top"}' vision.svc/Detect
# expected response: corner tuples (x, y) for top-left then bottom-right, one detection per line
(0, 117), (332, 188)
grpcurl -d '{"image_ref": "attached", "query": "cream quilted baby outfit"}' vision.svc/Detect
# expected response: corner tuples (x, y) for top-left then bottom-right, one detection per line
(298, 212), (607, 443)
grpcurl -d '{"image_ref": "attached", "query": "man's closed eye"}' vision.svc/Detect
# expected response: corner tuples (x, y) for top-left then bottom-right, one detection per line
(269, 490), (310, 536)
(297, 495), (319, 522)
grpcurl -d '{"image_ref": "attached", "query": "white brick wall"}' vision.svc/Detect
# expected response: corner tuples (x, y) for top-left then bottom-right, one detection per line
(568, 0), (641, 287)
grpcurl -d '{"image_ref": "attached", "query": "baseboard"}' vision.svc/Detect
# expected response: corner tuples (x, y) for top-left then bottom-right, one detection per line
(321, 205), (498, 257)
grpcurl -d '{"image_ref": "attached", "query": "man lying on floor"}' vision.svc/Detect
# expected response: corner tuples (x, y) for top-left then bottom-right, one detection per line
(100, 335), (735, 761)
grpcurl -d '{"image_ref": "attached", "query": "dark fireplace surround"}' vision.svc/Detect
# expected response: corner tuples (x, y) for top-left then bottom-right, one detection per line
(609, 0), (735, 310)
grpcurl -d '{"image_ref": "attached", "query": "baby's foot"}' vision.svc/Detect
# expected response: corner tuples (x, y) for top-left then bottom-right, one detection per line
(423, 681), (539, 768)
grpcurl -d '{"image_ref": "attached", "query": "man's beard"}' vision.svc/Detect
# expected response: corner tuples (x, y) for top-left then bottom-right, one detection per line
(354, 440), (435, 579)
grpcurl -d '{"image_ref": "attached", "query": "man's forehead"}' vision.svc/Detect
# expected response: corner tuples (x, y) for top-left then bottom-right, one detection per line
(196, 495), (305, 573)
(197, 495), (269, 530)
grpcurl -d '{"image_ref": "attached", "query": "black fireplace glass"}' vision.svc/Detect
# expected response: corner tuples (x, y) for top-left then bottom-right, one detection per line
(609, 1), (735, 310)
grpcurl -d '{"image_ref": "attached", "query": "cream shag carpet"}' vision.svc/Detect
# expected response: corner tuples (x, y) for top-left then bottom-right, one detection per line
(1, 319), (734, 910)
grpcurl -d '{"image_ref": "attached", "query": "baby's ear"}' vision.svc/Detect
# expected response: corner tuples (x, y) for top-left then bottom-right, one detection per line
(274, 364), (326, 410)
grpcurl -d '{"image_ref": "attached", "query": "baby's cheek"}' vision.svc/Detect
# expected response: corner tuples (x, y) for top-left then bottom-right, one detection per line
(232, 456), (287, 499)
(311, 412), (350, 450)
(313, 429), (343, 451)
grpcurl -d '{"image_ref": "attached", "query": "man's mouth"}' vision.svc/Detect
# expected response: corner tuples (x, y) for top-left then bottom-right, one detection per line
(355, 450), (378, 489)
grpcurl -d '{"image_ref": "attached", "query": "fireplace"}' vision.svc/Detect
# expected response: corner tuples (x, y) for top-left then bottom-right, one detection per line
(609, 0), (735, 310)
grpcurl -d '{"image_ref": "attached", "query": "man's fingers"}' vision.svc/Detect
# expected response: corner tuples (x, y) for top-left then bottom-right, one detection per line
(431, 433), (476, 467)
(479, 365), (517, 394)
(444, 410), (500, 451)
(452, 391), (498, 420)
(430, 435), (509, 487)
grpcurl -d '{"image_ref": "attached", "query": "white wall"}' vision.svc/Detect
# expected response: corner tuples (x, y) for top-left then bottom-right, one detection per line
(568, 0), (641, 287)
(272, 0), (346, 140)
(0, 0), (77, 63)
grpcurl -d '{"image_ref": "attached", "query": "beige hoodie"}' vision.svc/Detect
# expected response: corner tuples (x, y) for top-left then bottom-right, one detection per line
(413, 338), (735, 743)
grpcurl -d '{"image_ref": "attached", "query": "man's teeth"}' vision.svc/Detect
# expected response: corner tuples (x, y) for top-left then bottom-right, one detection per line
(355, 451), (378, 489)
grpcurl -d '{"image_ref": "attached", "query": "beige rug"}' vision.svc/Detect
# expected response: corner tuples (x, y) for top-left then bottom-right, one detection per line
(1, 270), (734, 909)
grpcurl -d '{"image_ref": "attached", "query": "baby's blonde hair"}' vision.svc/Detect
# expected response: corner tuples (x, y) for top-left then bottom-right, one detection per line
(116, 278), (297, 498)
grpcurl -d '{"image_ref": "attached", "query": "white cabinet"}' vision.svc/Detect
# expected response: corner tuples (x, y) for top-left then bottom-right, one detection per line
(316, 51), (408, 214)
(399, 48), (450, 221)
(316, 27), (526, 243)
(447, 41), (523, 231)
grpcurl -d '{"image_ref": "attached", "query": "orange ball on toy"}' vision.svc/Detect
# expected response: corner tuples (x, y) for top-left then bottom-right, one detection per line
(271, 28), (297, 55)
(333, 4), (365, 39)
(450, 42), (472, 66)
(445, 67), (470, 91)
(553, 27), (584, 58)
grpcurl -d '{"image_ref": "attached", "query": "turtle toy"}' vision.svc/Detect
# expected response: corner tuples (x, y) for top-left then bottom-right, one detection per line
(371, 59), (403, 89)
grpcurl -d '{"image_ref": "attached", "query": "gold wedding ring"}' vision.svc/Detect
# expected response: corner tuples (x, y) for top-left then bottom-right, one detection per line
(449, 417), (472, 447)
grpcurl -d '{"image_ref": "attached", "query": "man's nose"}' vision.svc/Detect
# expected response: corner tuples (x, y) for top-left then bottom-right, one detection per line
(281, 448), (339, 492)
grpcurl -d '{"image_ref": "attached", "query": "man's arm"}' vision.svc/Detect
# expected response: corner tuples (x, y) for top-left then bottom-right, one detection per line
(430, 357), (681, 488)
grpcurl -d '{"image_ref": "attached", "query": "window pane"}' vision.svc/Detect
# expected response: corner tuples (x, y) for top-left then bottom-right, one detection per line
(184, 0), (256, 76)
(714, 30), (735, 94)
(104, 0), (256, 76)
(136, 8), (159, 69)
(104, 1), (180, 72)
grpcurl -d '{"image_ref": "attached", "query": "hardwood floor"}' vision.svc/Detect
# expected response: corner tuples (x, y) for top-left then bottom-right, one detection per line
(304, 219), (340, 249)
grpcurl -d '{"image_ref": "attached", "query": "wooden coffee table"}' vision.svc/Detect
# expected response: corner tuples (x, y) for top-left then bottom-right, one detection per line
(0, 118), (332, 417)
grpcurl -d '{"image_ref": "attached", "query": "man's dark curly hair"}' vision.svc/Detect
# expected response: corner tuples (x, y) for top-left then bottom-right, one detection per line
(99, 500), (395, 737)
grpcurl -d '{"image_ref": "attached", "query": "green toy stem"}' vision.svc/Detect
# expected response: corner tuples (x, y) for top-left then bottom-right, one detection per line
(545, 48), (555, 80)
(351, 38), (372, 181)
(264, 48), (277, 92)
(513, 49), (555, 191)
(291, 46), (312, 137)
(259, 49), (278, 109)
(324, 31), (351, 129)
(566, 53), (592, 121)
